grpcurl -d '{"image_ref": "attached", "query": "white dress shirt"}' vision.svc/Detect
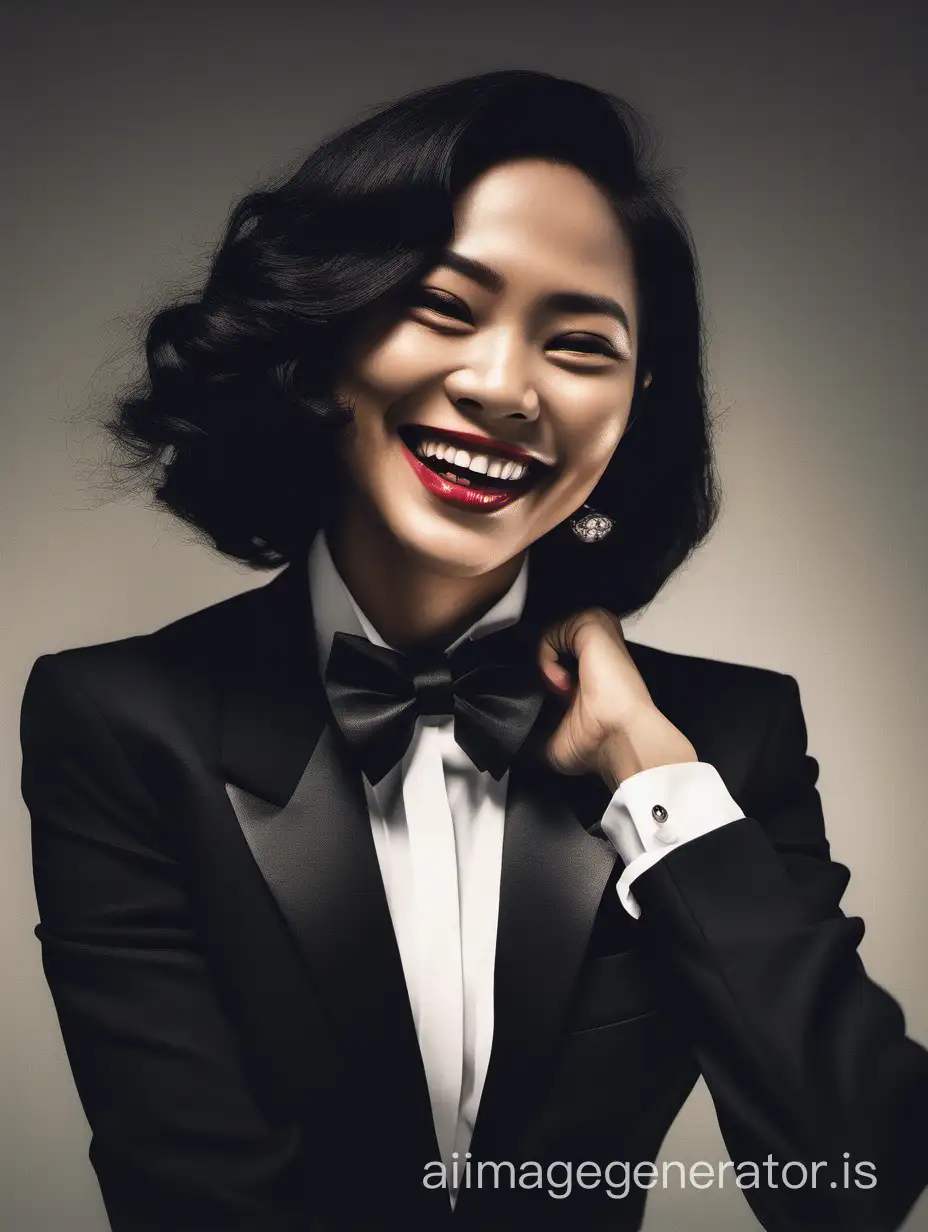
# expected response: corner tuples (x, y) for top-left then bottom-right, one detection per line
(308, 530), (745, 1203)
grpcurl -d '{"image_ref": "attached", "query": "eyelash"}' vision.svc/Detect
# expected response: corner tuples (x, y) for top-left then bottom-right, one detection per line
(410, 289), (625, 361)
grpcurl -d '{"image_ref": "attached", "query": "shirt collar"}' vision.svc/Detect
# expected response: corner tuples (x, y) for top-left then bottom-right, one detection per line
(308, 527), (529, 679)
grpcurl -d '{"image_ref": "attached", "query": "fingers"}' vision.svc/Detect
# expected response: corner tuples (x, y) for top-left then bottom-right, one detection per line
(538, 623), (578, 695)
(538, 608), (612, 687)
(537, 640), (572, 694)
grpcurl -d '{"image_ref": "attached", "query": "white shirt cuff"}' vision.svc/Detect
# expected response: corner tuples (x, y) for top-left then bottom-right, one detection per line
(597, 762), (745, 919)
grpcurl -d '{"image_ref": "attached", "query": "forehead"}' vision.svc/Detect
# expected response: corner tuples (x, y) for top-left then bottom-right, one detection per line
(449, 159), (635, 296)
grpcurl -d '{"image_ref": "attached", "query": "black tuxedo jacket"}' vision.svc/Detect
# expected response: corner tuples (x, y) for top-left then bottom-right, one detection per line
(20, 561), (928, 1231)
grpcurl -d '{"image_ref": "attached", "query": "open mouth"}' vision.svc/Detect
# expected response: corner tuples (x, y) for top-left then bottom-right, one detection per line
(397, 424), (548, 493)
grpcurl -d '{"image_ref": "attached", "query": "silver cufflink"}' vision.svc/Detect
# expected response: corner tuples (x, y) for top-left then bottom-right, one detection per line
(651, 804), (668, 823)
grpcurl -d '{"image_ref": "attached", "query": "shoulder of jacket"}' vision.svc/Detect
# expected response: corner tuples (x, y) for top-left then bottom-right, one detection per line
(24, 573), (281, 720)
(623, 637), (795, 725)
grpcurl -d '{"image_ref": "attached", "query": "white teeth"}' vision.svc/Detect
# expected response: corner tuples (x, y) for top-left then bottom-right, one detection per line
(414, 437), (528, 482)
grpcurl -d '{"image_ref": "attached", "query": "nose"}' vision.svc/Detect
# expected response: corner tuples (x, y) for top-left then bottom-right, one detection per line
(443, 328), (540, 421)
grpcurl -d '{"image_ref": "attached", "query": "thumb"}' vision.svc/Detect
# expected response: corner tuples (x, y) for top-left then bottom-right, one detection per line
(543, 716), (586, 776)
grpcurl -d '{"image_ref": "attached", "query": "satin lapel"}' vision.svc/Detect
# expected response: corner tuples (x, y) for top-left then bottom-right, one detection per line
(213, 564), (442, 1202)
(461, 729), (620, 1181)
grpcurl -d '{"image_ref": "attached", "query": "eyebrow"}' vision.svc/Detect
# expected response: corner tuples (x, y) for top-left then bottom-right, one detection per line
(435, 249), (633, 336)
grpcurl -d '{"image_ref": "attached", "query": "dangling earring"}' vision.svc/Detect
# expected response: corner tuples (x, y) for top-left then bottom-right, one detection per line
(570, 503), (614, 543)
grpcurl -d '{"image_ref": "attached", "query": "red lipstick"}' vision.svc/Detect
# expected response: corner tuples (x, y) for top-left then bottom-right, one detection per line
(400, 437), (530, 512)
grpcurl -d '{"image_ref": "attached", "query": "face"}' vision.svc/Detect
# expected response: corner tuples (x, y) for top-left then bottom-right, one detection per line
(332, 157), (640, 579)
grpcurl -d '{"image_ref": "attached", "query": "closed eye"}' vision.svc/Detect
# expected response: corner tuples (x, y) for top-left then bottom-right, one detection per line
(410, 288), (472, 324)
(549, 333), (624, 360)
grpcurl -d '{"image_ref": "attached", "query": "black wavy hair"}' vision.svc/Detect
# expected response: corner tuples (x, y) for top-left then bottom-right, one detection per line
(102, 69), (722, 622)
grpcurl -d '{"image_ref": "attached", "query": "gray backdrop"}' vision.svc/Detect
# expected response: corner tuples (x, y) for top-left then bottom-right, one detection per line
(3, 0), (926, 1228)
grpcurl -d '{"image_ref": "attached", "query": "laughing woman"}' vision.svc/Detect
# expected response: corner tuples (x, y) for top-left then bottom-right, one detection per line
(20, 70), (928, 1231)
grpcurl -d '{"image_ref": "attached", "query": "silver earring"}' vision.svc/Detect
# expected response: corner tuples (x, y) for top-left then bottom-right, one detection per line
(570, 503), (614, 543)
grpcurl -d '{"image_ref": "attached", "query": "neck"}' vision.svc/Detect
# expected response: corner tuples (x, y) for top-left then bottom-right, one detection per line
(323, 507), (524, 654)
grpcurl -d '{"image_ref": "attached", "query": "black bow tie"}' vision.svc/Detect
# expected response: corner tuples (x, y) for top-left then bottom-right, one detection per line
(323, 622), (548, 785)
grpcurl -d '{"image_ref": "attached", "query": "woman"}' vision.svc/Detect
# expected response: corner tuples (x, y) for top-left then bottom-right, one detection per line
(20, 70), (928, 1231)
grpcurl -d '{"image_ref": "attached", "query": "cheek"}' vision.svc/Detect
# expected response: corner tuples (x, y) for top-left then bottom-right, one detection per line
(552, 387), (632, 477)
(346, 324), (443, 404)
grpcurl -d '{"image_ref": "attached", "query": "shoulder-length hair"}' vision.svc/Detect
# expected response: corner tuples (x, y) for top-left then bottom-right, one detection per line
(103, 69), (721, 622)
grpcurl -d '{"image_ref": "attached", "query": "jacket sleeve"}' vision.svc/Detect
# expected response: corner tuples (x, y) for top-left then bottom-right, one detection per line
(630, 671), (928, 1232)
(20, 652), (309, 1232)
